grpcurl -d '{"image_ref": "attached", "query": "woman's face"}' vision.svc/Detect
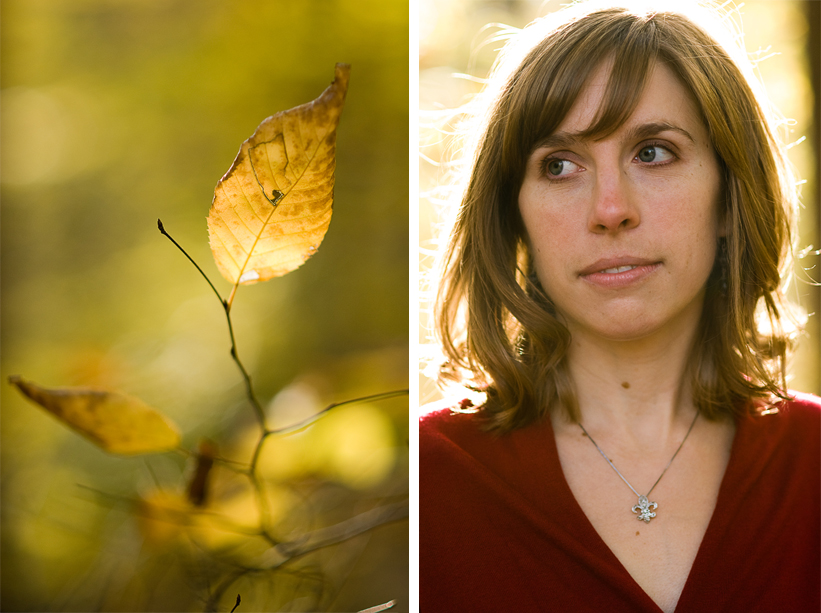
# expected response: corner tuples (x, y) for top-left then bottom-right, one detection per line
(518, 60), (723, 343)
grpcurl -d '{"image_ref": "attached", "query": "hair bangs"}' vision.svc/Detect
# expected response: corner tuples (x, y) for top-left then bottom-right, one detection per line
(509, 11), (662, 173)
(582, 20), (659, 140)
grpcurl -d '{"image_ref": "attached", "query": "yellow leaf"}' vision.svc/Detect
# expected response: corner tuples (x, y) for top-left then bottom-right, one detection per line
(8, 375), (181, 455)
(208, 63), (350, 291)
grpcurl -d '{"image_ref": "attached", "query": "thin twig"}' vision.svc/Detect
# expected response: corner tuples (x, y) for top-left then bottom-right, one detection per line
(247, 388), (409, 476)
(248, 431), (273, 476)
(248, 471), (278, 545)
(158, 220), (267, 430)
(226, 284), (239, 313)
(158, 220), (288, 545)
(224, 312), (267, 429)
(158, 219), (224, 304)
(253, 500), (409, 569)
(358, 600), (396, 613)
(268, 389), (409, 436)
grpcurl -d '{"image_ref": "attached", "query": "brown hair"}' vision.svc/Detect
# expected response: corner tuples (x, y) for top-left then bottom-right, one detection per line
(435, 2), (800, 431)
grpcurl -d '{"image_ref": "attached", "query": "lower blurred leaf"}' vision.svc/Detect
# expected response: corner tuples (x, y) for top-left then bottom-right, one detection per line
(8, 375), (181, 455)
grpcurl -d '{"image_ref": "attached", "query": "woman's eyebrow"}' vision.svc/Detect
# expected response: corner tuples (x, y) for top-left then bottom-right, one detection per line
(532, 131), (583, 152)
(625, 121), (695, 144)
(532, 121), (695, 153)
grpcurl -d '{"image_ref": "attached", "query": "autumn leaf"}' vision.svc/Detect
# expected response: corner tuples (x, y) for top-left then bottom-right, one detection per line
(8, 375), (181, 455)
(207, 63), (350, 302)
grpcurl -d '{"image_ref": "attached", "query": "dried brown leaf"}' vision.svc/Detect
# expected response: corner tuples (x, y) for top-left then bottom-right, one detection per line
(9, 375), (181, 455)
(207, 63), (350, 294)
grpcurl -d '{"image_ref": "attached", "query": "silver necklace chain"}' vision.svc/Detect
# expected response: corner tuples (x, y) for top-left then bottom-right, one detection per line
(578, 410), (699, 523)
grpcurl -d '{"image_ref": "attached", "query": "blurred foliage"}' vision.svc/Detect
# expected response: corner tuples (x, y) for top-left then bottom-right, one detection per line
(1, 0), (409, 611)
(418, 0), (820, 404)
(9, 375), (182, 454)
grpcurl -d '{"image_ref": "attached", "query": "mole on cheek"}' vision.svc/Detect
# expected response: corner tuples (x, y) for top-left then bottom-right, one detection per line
(621, 382), (630, 389)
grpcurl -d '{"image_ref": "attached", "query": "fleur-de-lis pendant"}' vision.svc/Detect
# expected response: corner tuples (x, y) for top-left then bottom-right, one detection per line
(632, 495), (658, 523)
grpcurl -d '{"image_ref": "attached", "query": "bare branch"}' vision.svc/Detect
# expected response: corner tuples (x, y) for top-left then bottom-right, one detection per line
(158, 220), (267, 430)
(358, 600), (396, 613)
(253, 500), (408, 569)
(268, 389), (409, 436)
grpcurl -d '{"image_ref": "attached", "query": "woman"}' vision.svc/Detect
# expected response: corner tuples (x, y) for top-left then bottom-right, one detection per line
(420, 2), (820, 611)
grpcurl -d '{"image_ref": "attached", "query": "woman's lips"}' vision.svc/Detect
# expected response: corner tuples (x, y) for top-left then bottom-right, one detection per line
(579, 259), (662, 288)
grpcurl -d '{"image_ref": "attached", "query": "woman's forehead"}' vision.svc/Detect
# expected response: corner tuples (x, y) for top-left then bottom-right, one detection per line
(557, 61), (706, 138)
(552, 60), (706, 143)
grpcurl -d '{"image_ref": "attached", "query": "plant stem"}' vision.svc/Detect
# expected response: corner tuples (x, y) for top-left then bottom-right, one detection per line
(159, 221), (279, 545)
(158, 219), (224, 304)
(158, 220), (409, 582)
(226, 283), (239, 312)
(268, 389), (409, 436)
(358, 601), (396, 613)
(158, 220), (267, 431)
(253, 500), (409, 570)
(247, 388), (409, 476)
(245, 388), (408, 541)
(222, 302), (267, 429)
(230, 594), (241, 613)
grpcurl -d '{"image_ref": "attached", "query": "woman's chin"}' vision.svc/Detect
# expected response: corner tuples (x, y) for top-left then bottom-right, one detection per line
(557, 287), (708, 345)
(586, 323), (659, 343)
(564, 304), (705, 346)
(563, 310), (677, 344)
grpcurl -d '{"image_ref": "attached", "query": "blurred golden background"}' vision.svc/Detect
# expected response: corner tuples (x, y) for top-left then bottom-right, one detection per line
(1, 0), (409, 611)
(419, 0), (820, 405)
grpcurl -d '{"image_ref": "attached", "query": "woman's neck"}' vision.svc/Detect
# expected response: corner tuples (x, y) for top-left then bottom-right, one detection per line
(563, 308), (702, 446)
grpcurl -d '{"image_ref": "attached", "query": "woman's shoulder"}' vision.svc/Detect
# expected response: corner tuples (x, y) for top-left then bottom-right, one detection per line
(419, 396), (511, 468)
(741, 390), (821, 449)
(776, 390), (821, 435)
(419, 397), (483, 441)
(767, 390), (821, 426)
(781, 390), (821, 412)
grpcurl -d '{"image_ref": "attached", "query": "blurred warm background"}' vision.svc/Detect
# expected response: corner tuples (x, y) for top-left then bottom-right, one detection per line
(1, 1), (408, 611)
(419, 0), (820, 404)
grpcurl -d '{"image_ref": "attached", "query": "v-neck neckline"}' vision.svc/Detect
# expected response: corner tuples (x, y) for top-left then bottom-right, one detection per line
(539, 410), (744, 612)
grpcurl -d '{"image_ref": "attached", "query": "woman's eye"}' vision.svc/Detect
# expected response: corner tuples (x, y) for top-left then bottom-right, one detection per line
(543, 158), (580, 177)
(636, 145), (674, 164)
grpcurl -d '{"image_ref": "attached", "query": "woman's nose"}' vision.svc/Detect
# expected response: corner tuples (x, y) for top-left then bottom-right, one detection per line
(588, 168), (640, 234)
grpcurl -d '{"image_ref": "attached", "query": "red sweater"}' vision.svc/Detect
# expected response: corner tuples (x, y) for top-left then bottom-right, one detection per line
(420, 393), (821, 612)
